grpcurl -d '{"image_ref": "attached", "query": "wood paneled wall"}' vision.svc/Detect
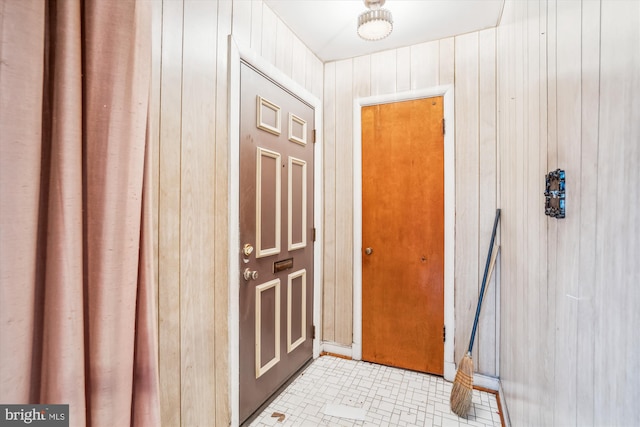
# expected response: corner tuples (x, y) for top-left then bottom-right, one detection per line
(497, 0), (640, 425)
(149, 1), (323, 425)
(322, 30), (500, 376)
(149, 0), (640, 424)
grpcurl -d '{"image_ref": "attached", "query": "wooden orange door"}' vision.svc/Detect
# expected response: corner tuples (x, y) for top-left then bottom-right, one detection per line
(362, 97), (444, 375)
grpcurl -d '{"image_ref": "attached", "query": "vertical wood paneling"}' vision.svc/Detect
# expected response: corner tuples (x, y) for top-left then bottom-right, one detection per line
(553, 1), (581, 425)
(261, 4), (276, 64)
(594, 2), (640, 425)
(250, 0), (263, 53)
(231, 0), (251, 47)
(536, 3), (551, 425)
(214, 2), (231, 424)
(575, 1), (600, 425)
(153, 2), (323, 425)
(304, 51), (316, 98)
(371, 50), (396, 95)
(477, 28), (497, 376)
(501, 0), (520, 419)
(158, 1), (183, 425)
(513, 2), (526, 421)
(497, 1), (640, 426)
(620, 3), (640, 420)
(618, 3), (640, 422)
(180, 1), (217, 425)
(353, 55), (371, 99)
(396, 47), (411, 92)
(150, 0), (162, 331)
(593, 2), (623, 422)
(291, 38), (306, 86)
(305, 51), (324, 102)
(543, 0), (558, 423)
(496, 0), (512, 399)
(322, 62), (337, 342)
(453, 32), (480, 366)
(501, 1), (516, 413)
(439, 37), (455, 85)
(334, 59), (354, 345)
(523, 2), (542, 424)
(275, 19), (293, 77)
(410, 40), (439, 90)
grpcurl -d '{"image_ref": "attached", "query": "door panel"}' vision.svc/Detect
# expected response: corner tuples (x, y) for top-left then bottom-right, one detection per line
(288, 157), (307, 250)
(256, 147), (281, 257)
(239, 63), (314, 424)
(255, 279), (280, 378)
(287, 270), (306, 353)
(362, 97), (444, 375)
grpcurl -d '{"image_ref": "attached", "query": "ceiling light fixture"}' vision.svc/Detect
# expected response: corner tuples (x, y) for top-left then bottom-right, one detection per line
(357, 0), (393, 41)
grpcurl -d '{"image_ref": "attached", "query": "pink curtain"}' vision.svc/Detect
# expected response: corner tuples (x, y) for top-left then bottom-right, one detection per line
(0, 1), (160, 426)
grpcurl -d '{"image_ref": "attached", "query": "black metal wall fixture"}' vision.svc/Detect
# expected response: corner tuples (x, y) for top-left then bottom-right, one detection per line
(545, 169), (566, 218)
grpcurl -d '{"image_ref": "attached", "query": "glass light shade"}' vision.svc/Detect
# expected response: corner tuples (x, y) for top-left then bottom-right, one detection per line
(357, 9), (393, 41)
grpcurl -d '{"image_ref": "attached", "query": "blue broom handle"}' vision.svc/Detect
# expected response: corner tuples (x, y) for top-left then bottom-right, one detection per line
(467, 208), (501, 354)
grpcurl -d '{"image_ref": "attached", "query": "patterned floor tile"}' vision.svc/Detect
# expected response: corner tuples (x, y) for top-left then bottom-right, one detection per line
(249, 356), (503, 427)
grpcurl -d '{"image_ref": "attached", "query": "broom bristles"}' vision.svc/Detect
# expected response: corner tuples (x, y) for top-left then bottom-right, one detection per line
(450, 353), (474, 417)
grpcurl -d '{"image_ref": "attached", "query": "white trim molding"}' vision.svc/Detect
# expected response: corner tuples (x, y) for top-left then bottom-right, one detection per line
(228, 36), (323, 427)
(473, 373), (500, 391)
(352, 86), (456, 382)
(321, 342), (353, 359)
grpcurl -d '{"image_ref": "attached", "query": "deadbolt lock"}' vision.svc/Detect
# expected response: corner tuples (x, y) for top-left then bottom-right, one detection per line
(242, 243), (254, 257)
(243, 268), (259, 281)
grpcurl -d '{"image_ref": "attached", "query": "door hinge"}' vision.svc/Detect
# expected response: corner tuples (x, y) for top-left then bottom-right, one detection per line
(443, 325), (446, 343)
(312, 325), (316, 340)
(313, 129), (317, 143)
(312, 227), (316, 242)
(442, 118), (446, 135)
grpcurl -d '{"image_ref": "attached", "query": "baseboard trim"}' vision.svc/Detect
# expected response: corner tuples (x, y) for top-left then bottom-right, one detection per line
(498, 380), (511, 427)
(472, 376), (507, 427)
(444, 361), (456, 382)
(321, 342), (353, 359)
(473, 373), (500, 391)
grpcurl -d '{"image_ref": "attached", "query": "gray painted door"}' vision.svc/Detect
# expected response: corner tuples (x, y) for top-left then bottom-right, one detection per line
(239, 62), (315, 424)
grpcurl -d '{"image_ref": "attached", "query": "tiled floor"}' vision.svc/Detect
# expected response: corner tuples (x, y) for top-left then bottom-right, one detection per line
(249, 355), (503, 427)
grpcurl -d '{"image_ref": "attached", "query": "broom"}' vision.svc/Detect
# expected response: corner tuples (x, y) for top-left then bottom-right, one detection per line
(450, 208), (501, 417)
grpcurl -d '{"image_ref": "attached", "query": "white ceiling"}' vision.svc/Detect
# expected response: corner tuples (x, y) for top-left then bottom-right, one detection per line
(264, 0), (505, 62)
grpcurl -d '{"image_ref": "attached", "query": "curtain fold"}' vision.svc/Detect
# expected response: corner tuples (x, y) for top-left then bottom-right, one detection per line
(39, 2), (86, 424)
(0, 0), (46, 404)
(0, 1), (160, 426)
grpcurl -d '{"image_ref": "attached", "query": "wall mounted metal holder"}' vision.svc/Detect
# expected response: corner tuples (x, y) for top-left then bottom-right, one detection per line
(544, 168), (565, 218)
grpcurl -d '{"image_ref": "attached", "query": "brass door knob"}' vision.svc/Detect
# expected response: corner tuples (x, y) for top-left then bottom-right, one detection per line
(365, 247), (373, 255)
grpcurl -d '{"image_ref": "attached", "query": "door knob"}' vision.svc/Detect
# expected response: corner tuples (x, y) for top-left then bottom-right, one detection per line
(365, 247), (373, 255)
(243, 268), (259, 281)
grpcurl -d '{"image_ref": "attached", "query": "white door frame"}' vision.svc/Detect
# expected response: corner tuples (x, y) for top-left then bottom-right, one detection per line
(352, 87), (456, 382)
(228, 36), (323, 427)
